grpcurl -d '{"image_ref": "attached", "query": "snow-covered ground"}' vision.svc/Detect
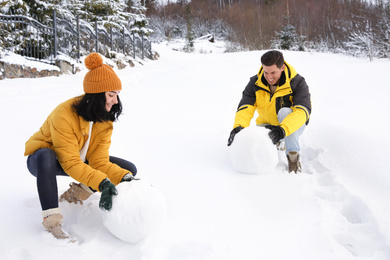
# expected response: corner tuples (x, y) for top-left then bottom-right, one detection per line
(1, 41), (389, 260)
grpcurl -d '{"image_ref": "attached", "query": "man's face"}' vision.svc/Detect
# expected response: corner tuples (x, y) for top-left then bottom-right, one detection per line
(263, 64), (285, 86)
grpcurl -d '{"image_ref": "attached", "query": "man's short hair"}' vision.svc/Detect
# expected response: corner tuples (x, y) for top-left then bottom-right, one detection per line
(261, 50), (284, 68)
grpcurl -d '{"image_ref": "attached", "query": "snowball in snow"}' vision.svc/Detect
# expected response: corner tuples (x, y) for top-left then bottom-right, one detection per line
(102, 180), (167, 243)
(229, 126), (278, 174)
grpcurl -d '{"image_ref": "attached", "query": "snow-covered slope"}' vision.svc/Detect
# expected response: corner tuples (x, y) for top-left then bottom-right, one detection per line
(0, 43), (389, 260)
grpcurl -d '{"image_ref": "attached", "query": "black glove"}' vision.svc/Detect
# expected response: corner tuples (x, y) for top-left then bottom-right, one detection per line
(99, 178), (118, 211)
(265, 125), (285, 145)
(227, 126), (244, 146)
(120, 173), (140, 182)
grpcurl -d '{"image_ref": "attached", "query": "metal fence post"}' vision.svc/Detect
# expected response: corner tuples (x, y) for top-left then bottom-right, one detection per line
(95, 20), (98, 53)
(132, 32), (135, 59)
(110, 27), (113, 51)
(53, 10), (57, 59)
(141, 31), (144, 60)
(123, 27), (125, 54)
(77, 15), (80, 60)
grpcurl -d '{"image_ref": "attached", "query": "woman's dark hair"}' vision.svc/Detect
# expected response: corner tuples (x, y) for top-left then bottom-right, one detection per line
(73, 93), (122, 122)
(261, 50), (285, 68)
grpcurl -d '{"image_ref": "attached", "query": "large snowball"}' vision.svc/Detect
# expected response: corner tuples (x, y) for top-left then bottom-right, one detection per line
(229, 126), (278, 174)
(102, 180), (167, 243)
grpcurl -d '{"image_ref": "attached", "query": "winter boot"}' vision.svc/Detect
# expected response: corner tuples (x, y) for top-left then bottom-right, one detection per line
(42, 210), (77, 243)
(287, 151), (302, 173)
(59, 182), (94, 205)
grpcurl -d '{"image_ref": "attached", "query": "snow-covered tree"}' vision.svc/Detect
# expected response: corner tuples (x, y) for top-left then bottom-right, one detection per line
(345, 31), (377, 61)
(375, 3), (390, 58)
(81, 0), (129, 30)
(125, 0), (152, 35)
(276, 23), (297, 50)
(273, 22), (306, 51)
(22, 0), (74, 22)
(0, 0), (57, 59)
(148, 15), (182, 40)
(0, 0), (29, 15)
(0, 0), (149, 57)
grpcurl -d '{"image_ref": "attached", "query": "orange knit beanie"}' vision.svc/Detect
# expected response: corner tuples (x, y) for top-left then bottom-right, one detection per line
(83, 53), (122, 93)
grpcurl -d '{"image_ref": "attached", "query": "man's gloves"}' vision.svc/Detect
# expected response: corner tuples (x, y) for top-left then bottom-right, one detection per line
(227, 126), (244, 146)
(120, 173), (139, 182)
(99, 178), (118, 211)
(228, 125), (285, 146)
(265, 125), (286, 145)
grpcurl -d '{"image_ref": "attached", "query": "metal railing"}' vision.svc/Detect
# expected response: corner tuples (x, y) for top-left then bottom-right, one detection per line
(0, 10), (152, 65)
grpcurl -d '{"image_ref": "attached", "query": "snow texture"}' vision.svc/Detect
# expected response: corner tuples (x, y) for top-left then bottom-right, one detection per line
(1, 41), (390, 260)
(229, 126), (278, 174)
(102, 180), (167, 244)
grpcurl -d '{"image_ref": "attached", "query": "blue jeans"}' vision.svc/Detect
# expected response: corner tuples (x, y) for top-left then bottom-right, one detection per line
(27, 148), (137, 211)
(277, 107), (306, 153)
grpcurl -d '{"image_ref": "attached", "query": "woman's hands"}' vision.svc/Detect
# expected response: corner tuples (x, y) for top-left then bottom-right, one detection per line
(99, 178), (118, 211)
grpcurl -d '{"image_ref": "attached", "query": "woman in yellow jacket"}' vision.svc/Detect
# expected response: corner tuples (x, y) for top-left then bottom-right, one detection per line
(24, 53), (137, 242)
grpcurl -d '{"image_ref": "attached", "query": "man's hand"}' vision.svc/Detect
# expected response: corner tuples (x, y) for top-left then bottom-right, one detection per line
(265, 125), (285, 145)
(99, 178), (118, 211)
(227, 126), (244, 146)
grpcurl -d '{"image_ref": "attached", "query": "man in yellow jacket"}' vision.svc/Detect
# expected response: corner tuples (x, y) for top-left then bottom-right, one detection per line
(25, 53), (137, 242)
(228, 50), (311, 173)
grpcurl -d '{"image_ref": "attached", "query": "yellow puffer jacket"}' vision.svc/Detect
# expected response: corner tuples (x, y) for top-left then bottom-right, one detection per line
(233, 62), (311, 136)
(24, 96), (129, 191)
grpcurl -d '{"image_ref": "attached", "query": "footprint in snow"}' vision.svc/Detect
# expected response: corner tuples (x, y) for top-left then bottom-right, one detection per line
(302, 145), (389, 258)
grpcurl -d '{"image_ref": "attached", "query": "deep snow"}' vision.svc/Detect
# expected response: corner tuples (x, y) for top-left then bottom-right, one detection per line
(0, 41), (389, 260)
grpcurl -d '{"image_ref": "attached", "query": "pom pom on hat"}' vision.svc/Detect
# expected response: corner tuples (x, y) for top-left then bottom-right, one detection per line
(85, 52), (103, 70)
(83, 52), (122, 94)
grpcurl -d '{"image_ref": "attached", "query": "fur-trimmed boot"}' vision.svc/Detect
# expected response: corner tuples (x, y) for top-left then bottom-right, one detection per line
(59, 182), (94, 205)
(42, 208), (77, 243)
(287, 151), (302, 173)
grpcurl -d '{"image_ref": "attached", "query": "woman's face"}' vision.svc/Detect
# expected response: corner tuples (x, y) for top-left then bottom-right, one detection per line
(105, 91), (120, 112)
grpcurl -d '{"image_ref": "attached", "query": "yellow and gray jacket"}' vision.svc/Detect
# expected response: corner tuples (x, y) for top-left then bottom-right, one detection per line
(233, 62), (311, 137)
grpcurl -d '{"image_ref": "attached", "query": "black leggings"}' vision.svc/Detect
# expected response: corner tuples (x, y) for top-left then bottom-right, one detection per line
(27, 148), (137, 211)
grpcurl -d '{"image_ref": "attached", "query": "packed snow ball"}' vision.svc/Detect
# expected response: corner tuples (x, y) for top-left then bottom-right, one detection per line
(229, 126), (278, 174)
(102, 180), (167, 243)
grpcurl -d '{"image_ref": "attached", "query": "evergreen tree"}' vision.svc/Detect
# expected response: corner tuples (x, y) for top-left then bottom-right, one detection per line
(23, 0), (75, 22)
(278, 23), (297, 50)
(126, 0), (152, 35)
(0, 0), (29, 15)
(82, 0), (130, 30)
